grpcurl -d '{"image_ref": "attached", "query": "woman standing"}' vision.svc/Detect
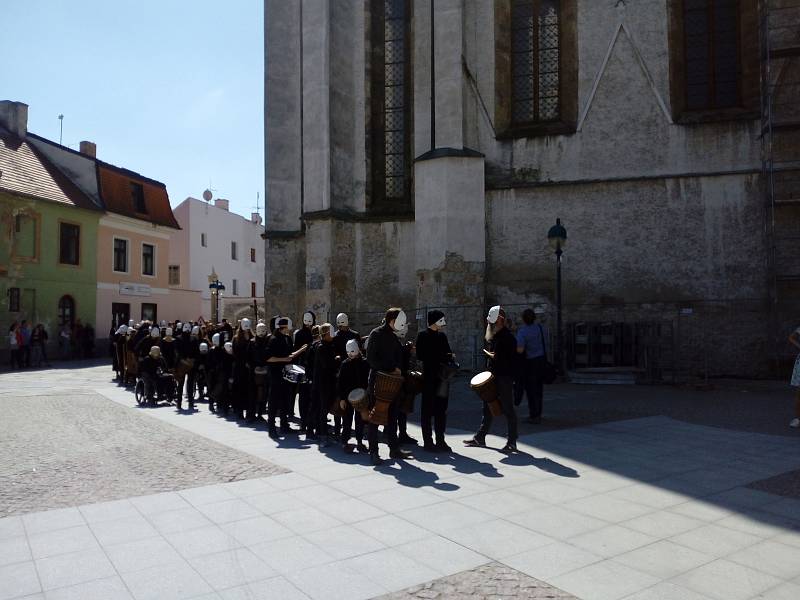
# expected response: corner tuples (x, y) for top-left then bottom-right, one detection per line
(788, 328), (800, 428)
(8, 323), (21, 369)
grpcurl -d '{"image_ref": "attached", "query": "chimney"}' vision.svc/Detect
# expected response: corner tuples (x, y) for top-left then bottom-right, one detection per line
(215, 198), (229, 211)
(0, 101), (28, 138)
(251, 213), (262, 225)
(79, 141), (96, 157)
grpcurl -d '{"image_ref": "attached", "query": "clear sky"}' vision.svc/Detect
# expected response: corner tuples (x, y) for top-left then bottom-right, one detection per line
(1, 1), (264, 220)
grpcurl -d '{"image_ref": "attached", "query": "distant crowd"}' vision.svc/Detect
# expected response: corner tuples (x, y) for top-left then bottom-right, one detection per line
(7, 319), (96, 369)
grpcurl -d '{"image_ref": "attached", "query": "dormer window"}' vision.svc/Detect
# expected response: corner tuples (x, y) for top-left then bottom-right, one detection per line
(131, 182), (146, 214)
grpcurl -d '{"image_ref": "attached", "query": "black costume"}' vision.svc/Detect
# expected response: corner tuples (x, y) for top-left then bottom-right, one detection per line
(337, 354), (370, 448)
(311, 336), (337, 441)
(474, 327), (518, 447)
(249, 334), (270, 421)
(232, 333), (252, 419)
(266, 330), (293, 433)
(415, 326), (453, 448)
(365, 323), (403, 458)
(294, 324), (314, 431)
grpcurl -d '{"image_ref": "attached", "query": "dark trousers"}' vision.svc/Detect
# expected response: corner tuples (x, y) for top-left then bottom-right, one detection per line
(21, 345), (30, 368)
(421, 380), (448, 444)
(268, 375), (290, 427)
(367, 401), (399, 455)
(476, 375), (517, 444)
(517, 357), (545, 419)
(9, 349), (21, 369)
(341, 404), (365, 444)
(298, 383), (312, 429)
(250, 375), (267, 420)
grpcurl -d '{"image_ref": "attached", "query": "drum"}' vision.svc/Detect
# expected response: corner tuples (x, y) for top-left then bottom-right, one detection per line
(404, 370), (424, 395)
(347, 388), (369, 412)
(253, 366), (268, 386)
(369, 371), (404, 425)
(174, 358), (194, 379)
(283, 364), (306, 384)
(437, 361), (460, 398)
(470, 371), (503, 417)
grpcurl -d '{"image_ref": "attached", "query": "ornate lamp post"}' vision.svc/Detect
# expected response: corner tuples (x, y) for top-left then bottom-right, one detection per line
(547, 218), (567, 373)
(208, 272), (226, 324)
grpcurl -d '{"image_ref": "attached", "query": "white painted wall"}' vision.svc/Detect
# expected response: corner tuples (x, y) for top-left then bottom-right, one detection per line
(169, 198), (266, 318)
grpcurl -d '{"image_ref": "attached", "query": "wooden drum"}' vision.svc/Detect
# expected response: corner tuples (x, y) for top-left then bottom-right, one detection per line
(470, 371), (503, 417)
(369, 371), (404, 426)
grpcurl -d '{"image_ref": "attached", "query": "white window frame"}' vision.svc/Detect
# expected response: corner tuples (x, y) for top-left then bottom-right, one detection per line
(112, 236), (130, 274)
(141, 242), (157, 278)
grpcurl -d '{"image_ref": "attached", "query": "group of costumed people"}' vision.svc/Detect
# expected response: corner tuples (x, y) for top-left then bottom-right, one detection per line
(110, 307), (474, 465)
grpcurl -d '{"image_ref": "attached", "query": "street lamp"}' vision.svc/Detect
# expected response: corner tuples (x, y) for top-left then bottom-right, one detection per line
(209, 279), (226, 324)
(547, 218), (567, 373)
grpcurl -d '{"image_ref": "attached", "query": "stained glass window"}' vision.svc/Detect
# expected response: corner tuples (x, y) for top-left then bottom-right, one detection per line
(511, 0), (561, 124)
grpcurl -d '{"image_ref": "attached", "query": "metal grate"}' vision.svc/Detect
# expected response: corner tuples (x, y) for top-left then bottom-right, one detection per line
(511, 0), (561, 124)
(684, 0), (740, 110)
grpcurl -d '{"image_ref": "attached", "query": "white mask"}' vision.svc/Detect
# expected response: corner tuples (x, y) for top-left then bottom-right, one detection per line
(212, 333), (220, 347)
(487, 305), (502, 325)
(149, 346), (161, 357)
(241, 318), (252, 331)
(224, 341), (233, 355)
(191, 325), (200, 336)
(182, 323), (191, 333)
(165, 327), (173, 338)
(303, 312), (314, 326)
(392, 310), (407, 332)
(150, 327), (160, 338)
(336, 313), (349, 328)
(346, 339), (360, 359)
(255, 323), (268, 337)
(435, 317), (446, 328)
(199, 342), (208, 354)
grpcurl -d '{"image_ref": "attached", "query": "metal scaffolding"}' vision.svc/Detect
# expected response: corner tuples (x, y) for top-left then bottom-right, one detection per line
(760, 0), (800, 372)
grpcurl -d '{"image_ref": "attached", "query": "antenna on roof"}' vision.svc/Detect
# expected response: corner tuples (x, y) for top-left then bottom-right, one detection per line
(58, 114), (64, 145)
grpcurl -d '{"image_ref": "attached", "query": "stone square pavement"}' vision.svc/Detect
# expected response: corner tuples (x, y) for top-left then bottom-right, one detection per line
(2, 369), (800, 600)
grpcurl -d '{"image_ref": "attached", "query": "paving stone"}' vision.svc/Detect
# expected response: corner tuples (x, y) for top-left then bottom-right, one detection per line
(373, 562), (577, 599)
(0, 393), (285, 518)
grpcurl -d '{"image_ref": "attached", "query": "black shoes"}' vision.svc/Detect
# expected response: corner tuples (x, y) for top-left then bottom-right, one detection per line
(423, 442), (438, 453)
(389, 448), (413, 460)
(356, 442), (369, 454)
(500, 443), (518, 454)
(435, 441), (452, 453)
(463, 437), (486, 448)
(398, 434), (418, 445)
(370, 453), (384, 466)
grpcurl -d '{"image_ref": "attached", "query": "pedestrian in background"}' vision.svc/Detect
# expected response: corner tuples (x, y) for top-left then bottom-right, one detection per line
(8, 322), (21, 369)
(19, 320), (31, 368)
(59, 324), (71, 360)
(788, 327), (800, 428)
(515, 308), (548, 424)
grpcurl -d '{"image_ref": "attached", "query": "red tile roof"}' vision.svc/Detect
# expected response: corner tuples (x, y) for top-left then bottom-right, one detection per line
(0, 127), (100, 210)
(97, 164), (180, 229)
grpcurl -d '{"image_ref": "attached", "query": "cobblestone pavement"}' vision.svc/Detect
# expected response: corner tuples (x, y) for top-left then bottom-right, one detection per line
(376, 562), (577, 599)
(0, 391), (285, 517)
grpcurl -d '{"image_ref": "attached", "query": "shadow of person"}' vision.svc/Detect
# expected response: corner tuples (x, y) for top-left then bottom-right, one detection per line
(274, 434), (312, 451)
(499, 450), (579, 477)
(377, 458), (460, 492)
(413, 450), (503, 479)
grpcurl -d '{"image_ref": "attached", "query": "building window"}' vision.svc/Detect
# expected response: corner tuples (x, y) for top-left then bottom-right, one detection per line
(59, 222), (80, 266)
(168, 265), (180, 286)
(58, 295), (75, 329)
(668, 0), (757, 121)
(682, 0), (740, 110)
(511, 0), (561, 124)
(142, 243), (155, 276)
(8, 287), (20, 312)
(370, 0), (412, 207)
(232, 279), (238, 296)
(250, 248), (256, 262)
(112, 303), (130, 329)
(251, 282), (256, 298)
(231, 241), (238, 261)
(201, 232), (207, 247)
(12, 213), (37, 259)
(131, 182), (147, 214)
(113, 238), (128, 273)
(141, 303), (157, 322)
